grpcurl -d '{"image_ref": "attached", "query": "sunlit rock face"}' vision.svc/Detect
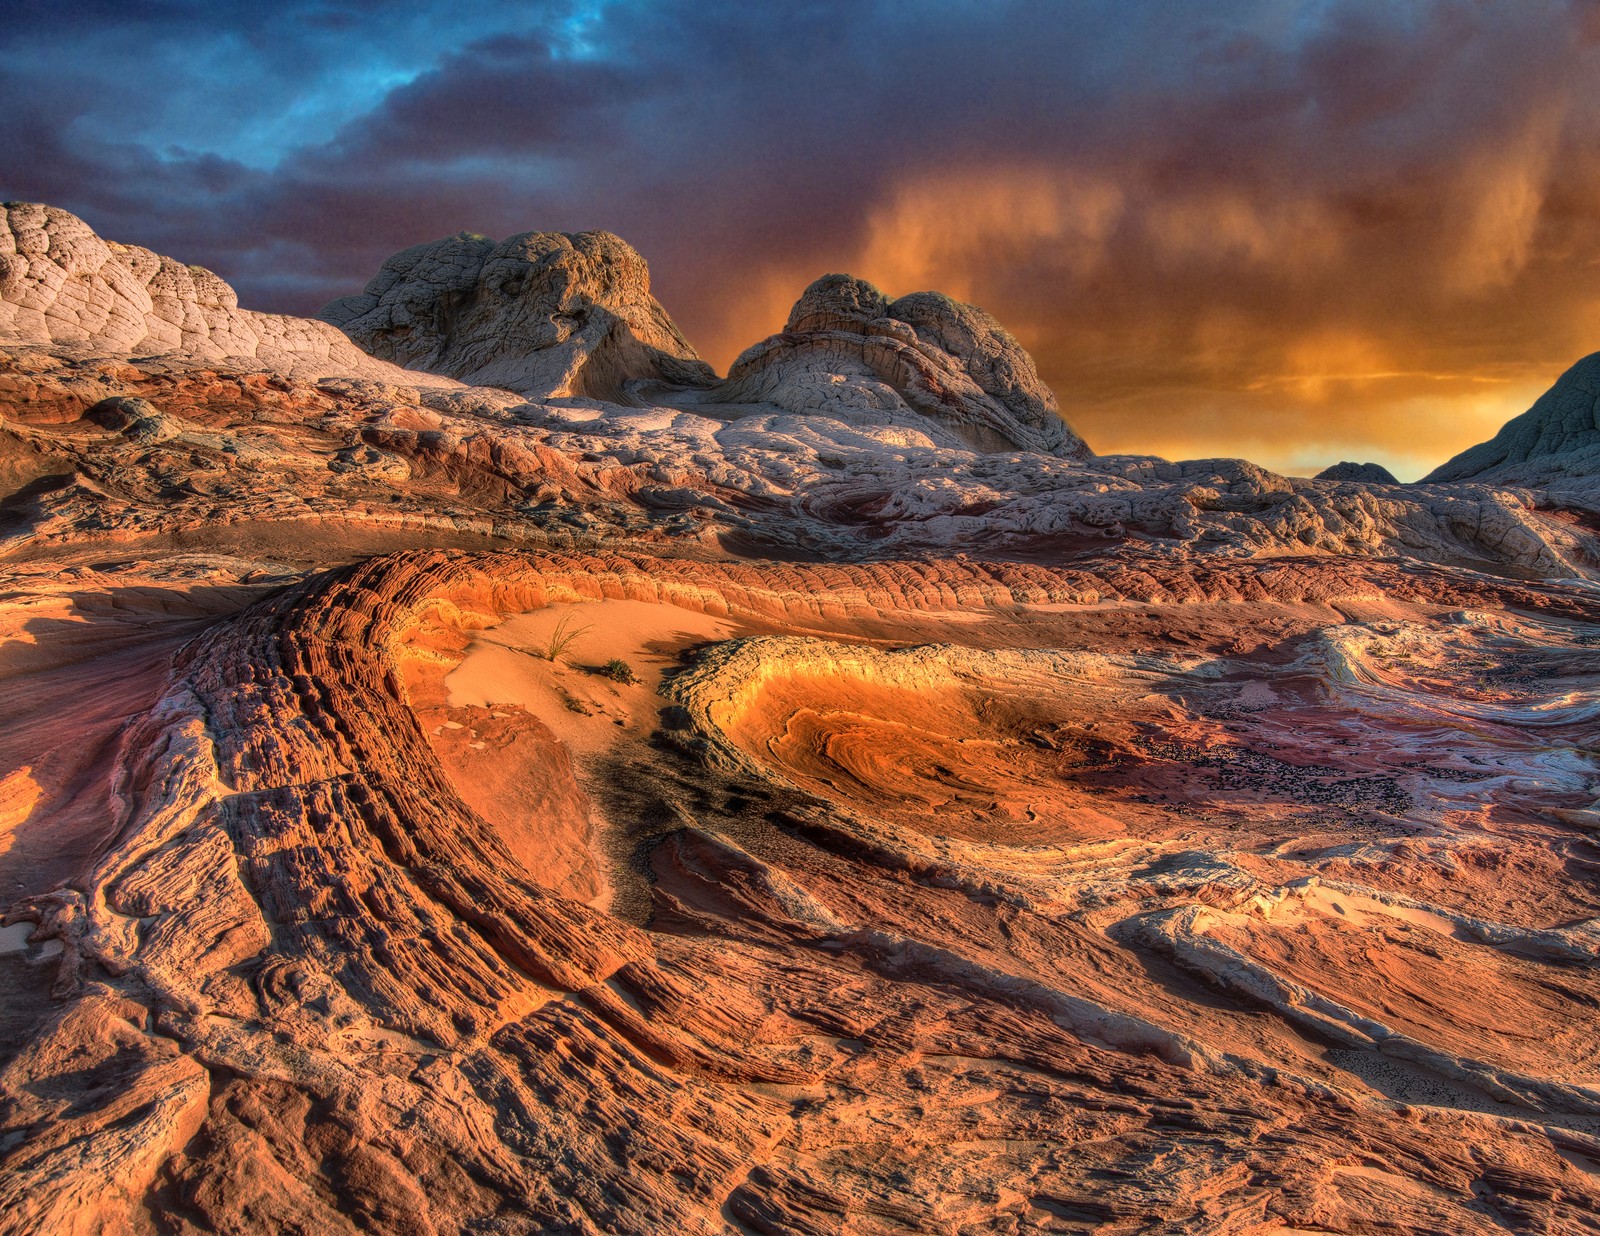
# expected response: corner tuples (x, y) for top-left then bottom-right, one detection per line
(320, 228), (717, 401)
(0, 202), (446, 386)
(711, 272), (1090, 458)
(3, 206), (1600, 1234)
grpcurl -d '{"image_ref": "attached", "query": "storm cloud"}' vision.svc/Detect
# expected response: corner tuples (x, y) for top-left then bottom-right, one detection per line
(7, 0), (1600, 476)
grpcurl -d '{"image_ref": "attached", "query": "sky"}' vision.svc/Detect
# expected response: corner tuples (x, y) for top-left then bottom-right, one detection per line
(7, 1), (1600, 479)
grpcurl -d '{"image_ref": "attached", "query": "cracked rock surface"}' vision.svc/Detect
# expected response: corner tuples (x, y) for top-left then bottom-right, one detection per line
(0, 203), (451, 389)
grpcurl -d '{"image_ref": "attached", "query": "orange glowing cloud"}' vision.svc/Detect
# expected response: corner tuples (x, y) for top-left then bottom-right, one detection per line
(675, 127), (1600, 481)
(23, 0), (1584, 484)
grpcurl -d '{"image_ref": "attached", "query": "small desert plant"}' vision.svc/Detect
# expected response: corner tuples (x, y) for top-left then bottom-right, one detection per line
(561, 690), (593, 715)
(539, 613), (593, 662)
(600, 658), (638, 685)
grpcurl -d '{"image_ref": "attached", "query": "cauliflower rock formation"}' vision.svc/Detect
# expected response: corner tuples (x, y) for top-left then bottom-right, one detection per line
(320, 229), (716, 401)
(713, 273), (1089, 458)
(0, 203), (445, 386)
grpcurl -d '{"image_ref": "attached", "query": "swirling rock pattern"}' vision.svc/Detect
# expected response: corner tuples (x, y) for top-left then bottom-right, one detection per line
(2, 205), (1600, 1233)
(3, 550), (1600, 1233)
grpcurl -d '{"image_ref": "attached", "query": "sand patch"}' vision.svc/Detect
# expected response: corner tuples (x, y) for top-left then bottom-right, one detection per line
(426, 600), (746, 904)
(445, 599), (740, 756)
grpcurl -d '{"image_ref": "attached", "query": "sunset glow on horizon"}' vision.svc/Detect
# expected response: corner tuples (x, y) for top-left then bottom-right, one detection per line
(8, 0), (1600, 478)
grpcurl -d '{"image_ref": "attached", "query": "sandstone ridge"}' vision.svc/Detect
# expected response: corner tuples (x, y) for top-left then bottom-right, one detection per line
(1425, 352), (1600, 505)
(0, 207), (1593, 577)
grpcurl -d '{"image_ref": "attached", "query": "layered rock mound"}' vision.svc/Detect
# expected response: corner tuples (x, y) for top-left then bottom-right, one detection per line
(1425, 352), (1600, 500)
(0, 203), (444, 386)
(320, 229), (716, 401)
(713, 273), (1089, 457)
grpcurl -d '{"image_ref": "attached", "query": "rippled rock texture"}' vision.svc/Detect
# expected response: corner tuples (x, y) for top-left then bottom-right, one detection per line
(3, 206), (1600, 1234)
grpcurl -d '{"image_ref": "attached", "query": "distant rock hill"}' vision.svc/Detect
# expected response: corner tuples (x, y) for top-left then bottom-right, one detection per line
(1315, 461), (1399, 484)
(710, 273), (1089, 458)
(1424, 352), (1600, 498)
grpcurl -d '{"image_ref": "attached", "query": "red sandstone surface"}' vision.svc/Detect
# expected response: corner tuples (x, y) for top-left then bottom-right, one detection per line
(1, 206), (1599, 1234)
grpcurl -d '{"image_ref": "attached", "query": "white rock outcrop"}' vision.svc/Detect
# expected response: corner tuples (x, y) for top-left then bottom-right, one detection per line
(710, 274), (1089, 458)
(0, 202), (446, 385)
(320, 229), (716, 401)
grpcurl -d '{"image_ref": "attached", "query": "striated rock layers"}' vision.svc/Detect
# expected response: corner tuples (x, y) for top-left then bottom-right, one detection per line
(320, 229), (717, 401)
(6, 550), (1600, 1235)
(2, 204), (1600, 1234)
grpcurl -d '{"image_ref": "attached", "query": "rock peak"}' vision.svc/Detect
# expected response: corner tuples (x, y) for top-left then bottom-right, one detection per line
(784, 273), (890, 334)
(1424, 351), (1600, 488)
(320, 227), (715, 401)
(717, 270), (1089, 458)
